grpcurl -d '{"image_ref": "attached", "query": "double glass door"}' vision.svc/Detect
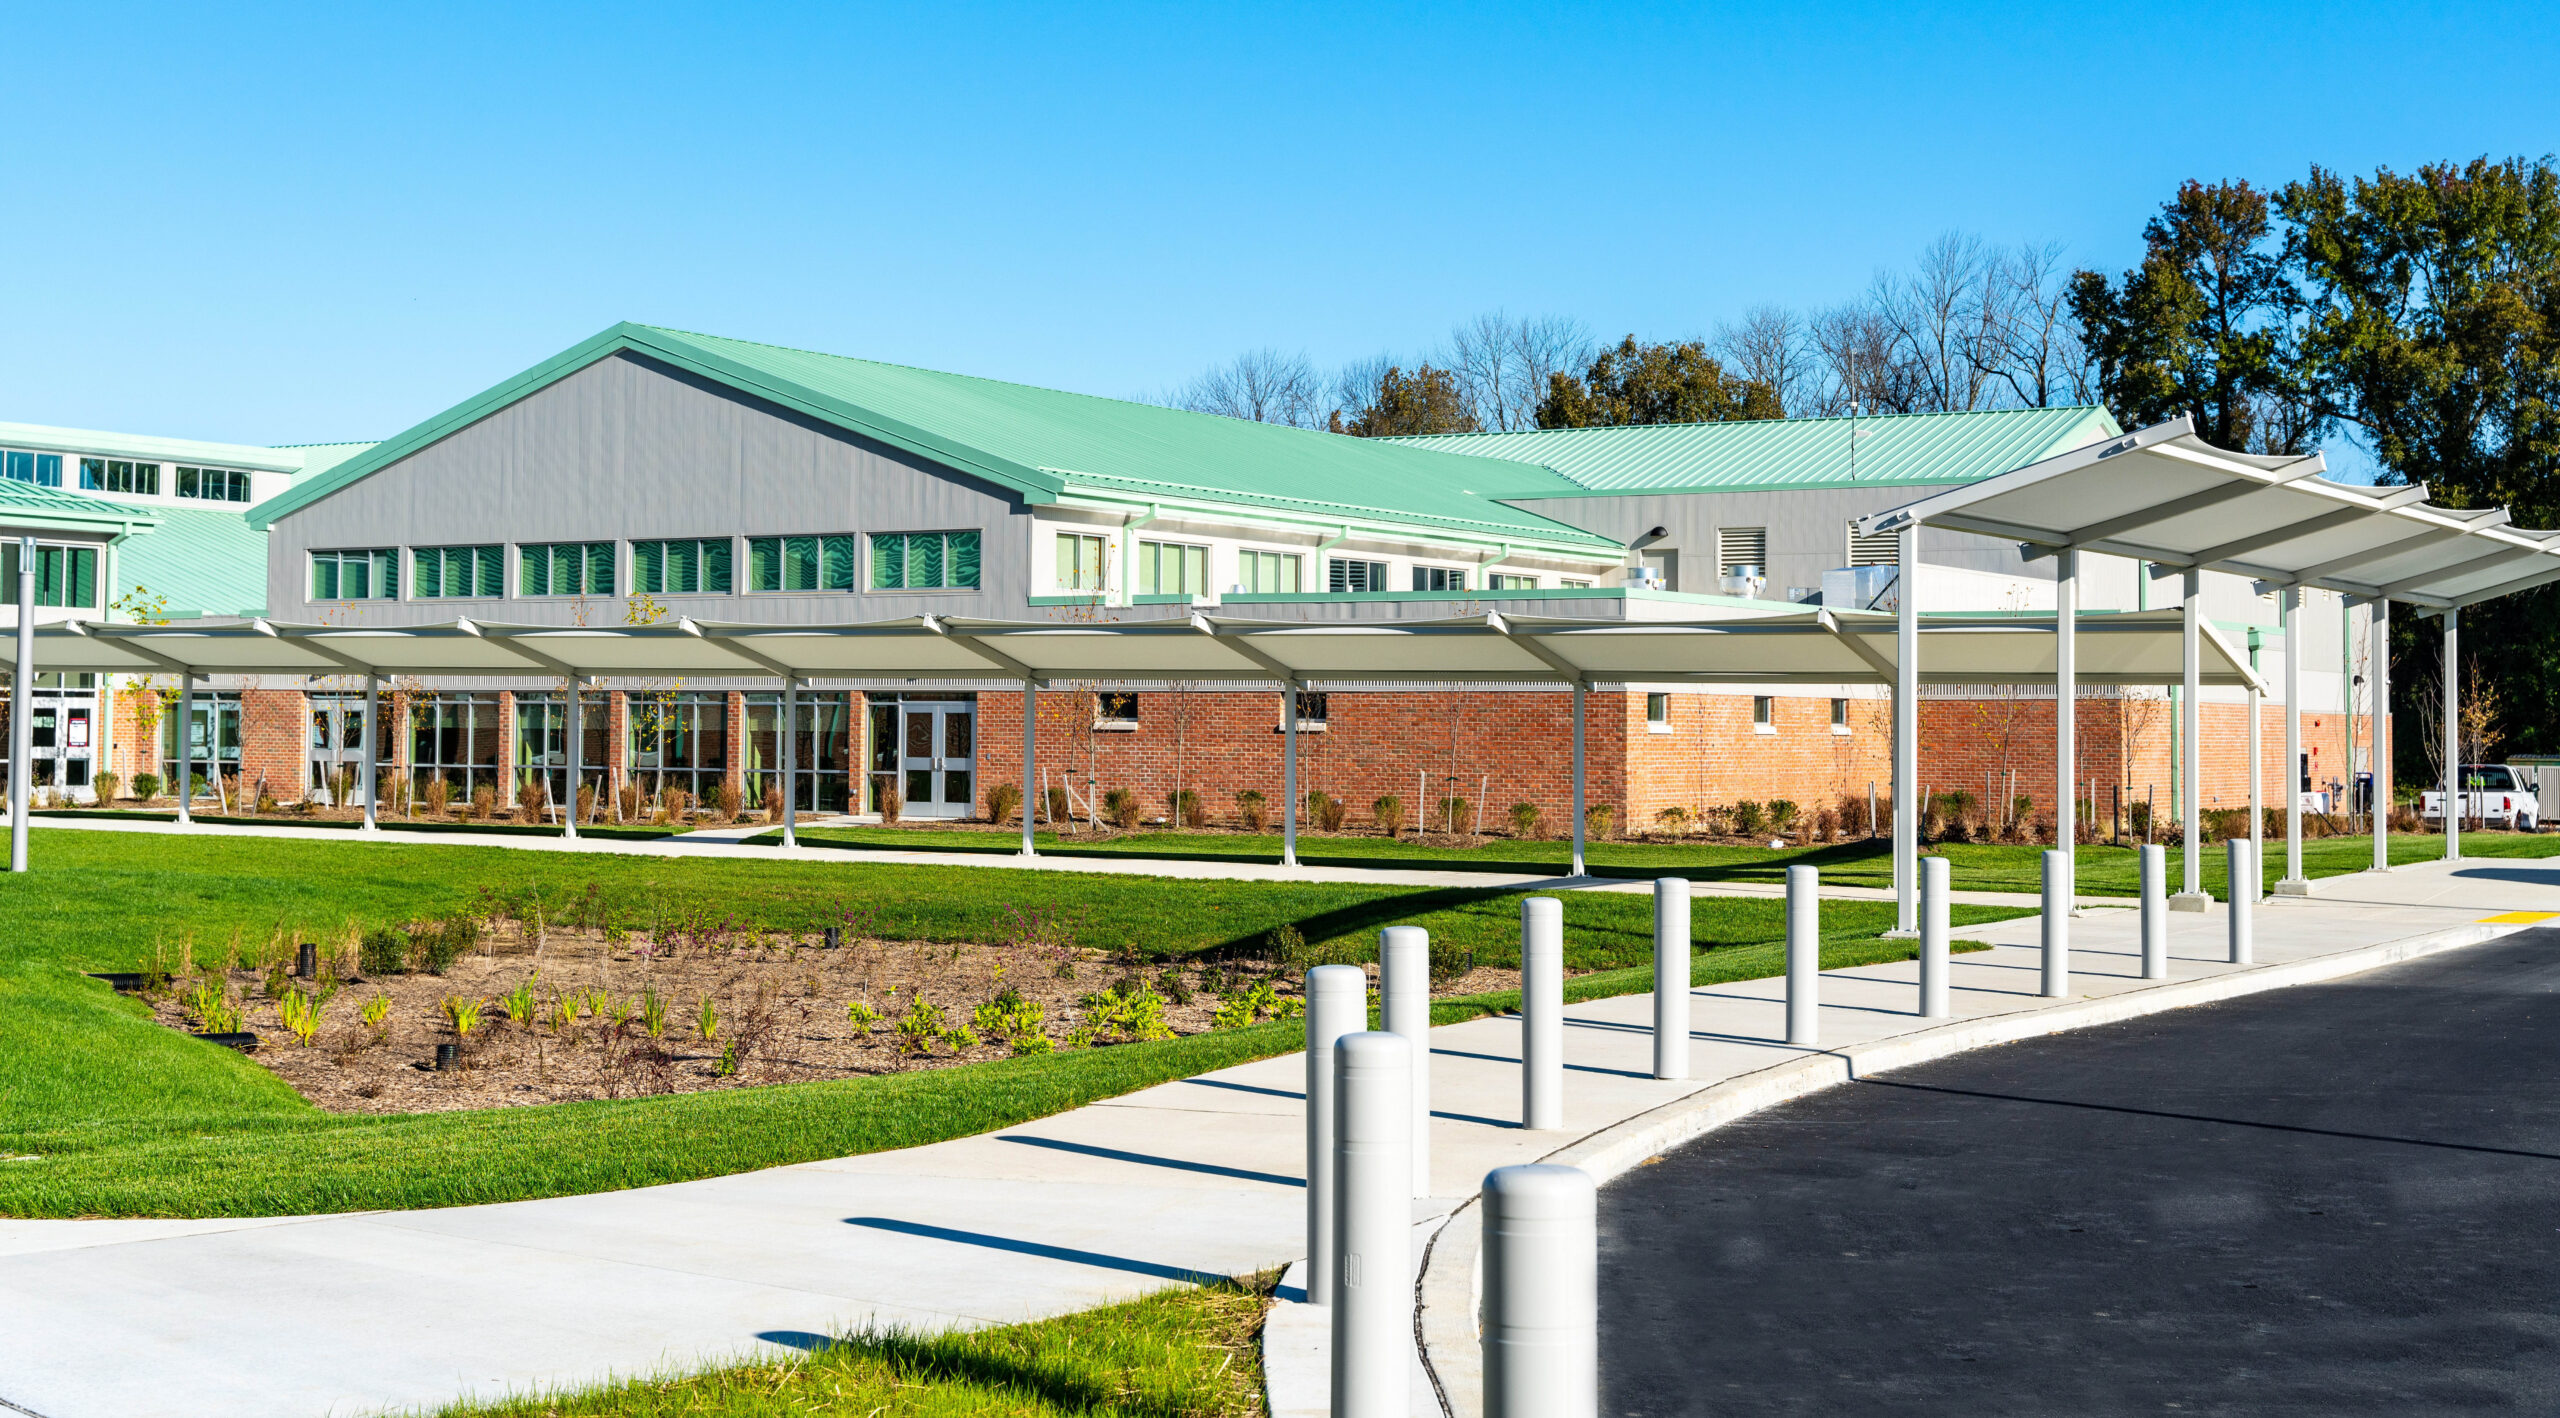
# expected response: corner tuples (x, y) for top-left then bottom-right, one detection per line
(309, 694), (368, 804)
(899, 700), (974, 818)
(745, 694), (850, 813)
(513, 696), (607, 811)
(26, 675), (96, 793)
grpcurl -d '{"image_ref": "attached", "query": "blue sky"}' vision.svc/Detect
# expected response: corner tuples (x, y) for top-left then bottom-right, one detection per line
(3, 0), (2551, 459)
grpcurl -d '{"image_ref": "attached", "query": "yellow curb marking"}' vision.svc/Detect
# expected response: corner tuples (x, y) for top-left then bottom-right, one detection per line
(2478, 911), (2560, 924)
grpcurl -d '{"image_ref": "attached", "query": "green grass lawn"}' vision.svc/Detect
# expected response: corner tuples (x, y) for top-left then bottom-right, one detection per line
(437, 1274), (1274, 1417)
(792, 822), (2560, 899)
(0, 828), (2024, 1218)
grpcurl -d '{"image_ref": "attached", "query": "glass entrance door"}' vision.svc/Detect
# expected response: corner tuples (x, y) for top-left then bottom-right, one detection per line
(745, 693), (850, 813)
(512, 696), (607, 814)
(899, 701), (975, 818)
(308, 694), (368, 805)
(27, 675), (96, 794)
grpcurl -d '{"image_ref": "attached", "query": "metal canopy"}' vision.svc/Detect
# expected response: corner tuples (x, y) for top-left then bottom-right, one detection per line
(1857, 416), (2560, 608)
(33, 609), (2264, 690)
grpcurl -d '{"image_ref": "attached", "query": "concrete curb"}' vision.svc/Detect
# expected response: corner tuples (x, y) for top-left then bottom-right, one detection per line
(1392, 913), (2527, 1418)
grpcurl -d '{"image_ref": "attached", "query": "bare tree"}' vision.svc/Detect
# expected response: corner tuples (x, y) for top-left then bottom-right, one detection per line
(1806, 302), (1918, 416)
(1873, 230), (1999, 413)
(1329, 353), (1396, 431)
(1169, 348), (1324, 427)
(1444, 312), (1592, 431)
(1714, 304), (1808, 416)
(1979, 241), (2093, 408)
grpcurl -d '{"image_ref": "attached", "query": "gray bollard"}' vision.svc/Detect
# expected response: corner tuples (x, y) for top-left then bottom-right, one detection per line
(1481, 1164), (1598, 1418)
(1378, 926), (1432, 1198)
(1333, 1032), (1412, 1418)
(1303, 964), (1365, 1305)
(2227, 837), (2254, 964)
(2139, 843), (2168, 979)
(1919, 855), (1950, 1018)
(1653, 878), (1689, 1079)
(1521, 896), (1564, 1130)
(2040, 848), (2069, 998)
(1785, 864), (1818, 1045)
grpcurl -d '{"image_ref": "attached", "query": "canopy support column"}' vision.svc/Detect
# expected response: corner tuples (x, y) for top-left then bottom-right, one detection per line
(9, 536), (31, 873)
(1020, 679), (1036, 858)
(2173, 569), (2208, 909)
(564, 678), (582, 842)
(2054, 549), (2075, 908)
(2444, 608), (2460, 863)
(1570, 680), (1587, 878)
(177, 672), (195, 827)
(2373, 600), (2392, 872)
(361, 673), (380, 832)
(2278, 588), (2308, 893)
(1891, 523), (1918, 935)
(782, 676), (798, 850)
(1282, 681), (1299, 869)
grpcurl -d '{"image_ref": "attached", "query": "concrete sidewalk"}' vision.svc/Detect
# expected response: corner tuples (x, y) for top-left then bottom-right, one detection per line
(2, 855), (2550, 1418)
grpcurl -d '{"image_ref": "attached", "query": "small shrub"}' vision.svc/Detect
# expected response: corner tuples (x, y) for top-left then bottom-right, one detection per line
(576, 783), (597, 824)
(844, 997), (882, 1030)
(357, 928), (407, 977)
(1431, 796), (1467, 834)
(1584, 804), (1614, 840)
(411, 915), (478, 975)
(1509, 801), (1543, 839)
(1654, 805), (1692, 835)
(1839, 794), (1871, 837)
(1373, 794), (1407, 838)
(1429, 939), (1478, 984)
(470, 784), (496, 821)
(132, 772), (161, 802)
(1767, 799), (1799, 834)
(1168, 787), (1202, 828)
(1103, 786), (1143, 830)
(254, 787), (280, 815)
(440, 994), (482, 1037)
(985, 781), (1023, 825)
(424, 776), (452, 816)
(92, 770), (121, 805)
(971, 987), (1047, 1050)
(895, 994), (950, 1055)
(516, 775), (549, 824)
(1235, 788), (1268, 832)
(764, 784), (786, 822)
(877, 776), (903, 823)
(1042, 785), (1069, 824)
(1076, 981), (1174, 1044)
(617, 781), (644, 822)
(1211, 978), (1302, 1029)
(1308, 790), (1348, 832)
(359, 994), (391, 1034)
(1733, 800), (1766, 835)
(715, 781), (743, 822)
(1813, 805), (1840, 843)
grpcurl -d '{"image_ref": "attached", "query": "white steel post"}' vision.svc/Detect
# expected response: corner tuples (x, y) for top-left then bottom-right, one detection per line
(1020, 679), (1036, 857)
(2228, 837), (2254, 963)
(1893, 522), (1919, 934)
(2281, 586), (2306, 891)
(1569, 681), (1587, 877)
(1302, 963), (1364, 1305)
(562, 678), (583, 841)
(2444, 608), (2460, 862)
(1520, 896), (1563, 1130)
(177, 672), (195, 826)
(1785, 864), (1818, 1045)
(1481, 1163), (1598, 1418)
(2054, 548), (2076, 881)
(781, 677), (798, 849)
(8, 537), (30, 872)
(1330, 1031), (1411, 1418)
(1919, 854), (1949, 1017)
(1283, 681), (1299, 868)
(2373, 599), (2392, 871)
(1652, 878), (1689, 1079)
(2040, 848), (2068, 998)
(2140, 843), (2169, 979)
(361, 673), (380, 832)
(2174, 569), (2206, 907)
(1378, 926), (1432, 1198)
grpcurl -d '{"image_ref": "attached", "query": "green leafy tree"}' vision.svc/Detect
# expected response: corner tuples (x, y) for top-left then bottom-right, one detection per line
(1333, 364), (1479, 437)
(1534, 337), (1782, 428)
(2069, 179), (2319, 453)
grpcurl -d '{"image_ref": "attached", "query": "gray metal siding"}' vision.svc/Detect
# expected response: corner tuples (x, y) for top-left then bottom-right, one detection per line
(1510, 485), (2027, 593)
(267, 352), (1031, 625)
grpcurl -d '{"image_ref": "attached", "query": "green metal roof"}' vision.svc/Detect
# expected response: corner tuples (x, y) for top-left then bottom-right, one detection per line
(276, 441), (378, 477)
(1390, 406), (2121, 497)
(0, 477), (160, 525)
(115, 504), (267, 619)
(250, 324), (1616, 552)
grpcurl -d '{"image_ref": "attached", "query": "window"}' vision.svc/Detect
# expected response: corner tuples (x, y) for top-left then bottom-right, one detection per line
(632, 537), (735, 595)
(1237, 549), (1302, 594)
(78, 458), (158, 495)
(413, 545), (504, 599)
(1289, 689), (1329, 727)
(176, 466), (254, 503)
(1646, 692), (1671, 730)
(1413, 566), (1467, 592)
(1847, 521), (1899, 567)
(1329, 558), (1389, 593)
(1561, 578), (1593, 589)
(746, 535), (856, 592)
(311, 548), (399, 600)
(1137, 539), (1210, 596)
(1095, 691), (1140, 727)
(1718, 526), (1768, 576)
(1752, 695), (1774, 731)
(0, 543), (98, 608)
(868, 530), (979, 590)
(519, 541), (614, 598)
(413, 692), (502, 799)
(627, 691), (728, 799)
(4, 452), (64, 487)
(1488, 573), (1539, 590)
(1831, 697), (1850, 732)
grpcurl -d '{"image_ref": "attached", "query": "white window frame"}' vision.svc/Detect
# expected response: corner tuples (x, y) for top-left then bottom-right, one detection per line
(1752, 694), (1776, 734)
(1236, 548), (1304, 595)
(1054, 531), (1109, 593)
(1831, 697), (1852, 735)
(1646, 692), (1672, 733)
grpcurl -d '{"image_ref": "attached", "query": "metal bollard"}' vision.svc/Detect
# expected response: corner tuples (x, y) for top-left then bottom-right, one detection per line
(2139, 843), (2168, 979)
(1520, 896), (1564, 1130)
(1333, 1032), (1412, 1418)
(1303, 964), (1365, 1305)
(1653, 878), (1689, 1079)
(1378, 926), (1432, 1198)
(2040, 848), (2069, 998)
(2228, 838), (2254, 964)
(1785, 865), (1818, 1045)
(1481, 1164), (1598, 1418)
(1919, 855), (1950, 1018)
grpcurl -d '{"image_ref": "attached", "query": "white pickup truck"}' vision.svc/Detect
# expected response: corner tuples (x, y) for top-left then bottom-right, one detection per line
(2421, 764), (2541, 831)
